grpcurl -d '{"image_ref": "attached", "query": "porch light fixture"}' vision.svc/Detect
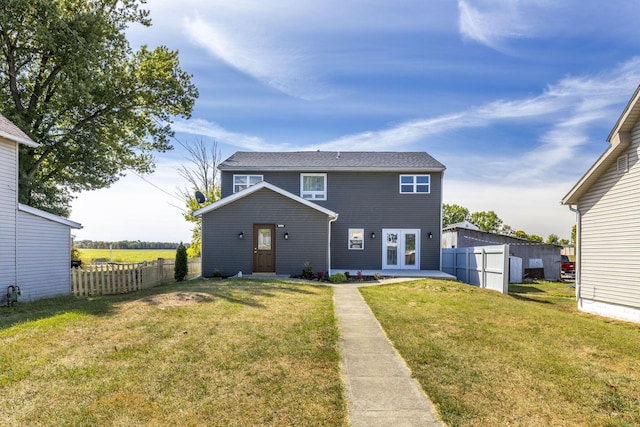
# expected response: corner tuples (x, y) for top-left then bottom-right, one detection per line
(428, 232), (433, 239)
(371, 232), (376, 239)
(238, 232), (244, 239)
(284, 232), (289, 240)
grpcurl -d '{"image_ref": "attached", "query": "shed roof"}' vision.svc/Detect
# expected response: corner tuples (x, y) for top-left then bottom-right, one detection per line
(219, 151), (446, 172)
(562, 86), (640, 205)
(0, 113), (38, 147)
(18, 204), (82, 229)
(192, 181), (339, 218)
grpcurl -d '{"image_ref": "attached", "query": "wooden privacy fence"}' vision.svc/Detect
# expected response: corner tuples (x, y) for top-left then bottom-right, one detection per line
(71, 257), (201, 297)
(442, 245), (509, 294)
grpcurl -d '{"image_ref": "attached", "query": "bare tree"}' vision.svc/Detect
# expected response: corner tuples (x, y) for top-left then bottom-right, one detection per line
(176, 139), (221, 256)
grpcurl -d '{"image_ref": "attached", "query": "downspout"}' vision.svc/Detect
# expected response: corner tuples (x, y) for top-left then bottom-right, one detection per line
(327, 214), (339, 276)
(568, 205), (581, 302)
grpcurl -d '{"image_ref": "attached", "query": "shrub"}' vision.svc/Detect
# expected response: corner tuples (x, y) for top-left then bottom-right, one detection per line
(302, 262), (315, 280)
(329, 273), (347, 283)
(316, 271), (325, 280)
(174, 243), (188, 281)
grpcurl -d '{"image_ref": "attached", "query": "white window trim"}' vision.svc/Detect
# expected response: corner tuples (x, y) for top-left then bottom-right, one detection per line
(348, 228), (364, 250)
(233, 174), (263, 193)
(300, 173), (327, 200)
(399, 174), (430, 194)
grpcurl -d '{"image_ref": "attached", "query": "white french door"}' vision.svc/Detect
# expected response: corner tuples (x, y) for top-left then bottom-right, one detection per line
(382, 229), (420, 270)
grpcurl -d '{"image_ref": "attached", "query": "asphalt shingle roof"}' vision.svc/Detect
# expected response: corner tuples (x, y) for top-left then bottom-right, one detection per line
(219, 151), (445, 171)
(0, 113), (37, 146)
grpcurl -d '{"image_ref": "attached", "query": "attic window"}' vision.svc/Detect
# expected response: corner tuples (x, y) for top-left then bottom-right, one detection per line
(617, 154), (629, 174)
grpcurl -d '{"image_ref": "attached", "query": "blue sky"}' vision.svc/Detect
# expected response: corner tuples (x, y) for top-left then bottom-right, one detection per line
(70, 0), (640, 243)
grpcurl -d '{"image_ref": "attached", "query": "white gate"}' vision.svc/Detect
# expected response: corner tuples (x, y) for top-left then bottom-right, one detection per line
(442, 245), (509, 294)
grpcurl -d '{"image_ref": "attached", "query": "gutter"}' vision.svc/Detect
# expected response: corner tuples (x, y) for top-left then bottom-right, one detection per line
(568, 205), (581, 301)
(327, 214), (339, 276)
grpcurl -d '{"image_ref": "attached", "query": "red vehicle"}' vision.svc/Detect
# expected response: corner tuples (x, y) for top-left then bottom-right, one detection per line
(561, 255), (575, 280)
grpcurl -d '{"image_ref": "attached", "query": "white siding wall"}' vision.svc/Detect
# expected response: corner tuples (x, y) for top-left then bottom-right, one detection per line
(0, 139), (18, 290)
(17, 210), (72, 300)
(579, 122), (640, 312)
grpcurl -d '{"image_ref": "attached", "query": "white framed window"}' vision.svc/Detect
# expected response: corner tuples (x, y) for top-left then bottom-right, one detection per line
(617, 154), (629, 174)
(348, 228), (364, 250)
(233, 175), (263, 193)
(301, 173), (327, 200)
(400, 174), (430, 194)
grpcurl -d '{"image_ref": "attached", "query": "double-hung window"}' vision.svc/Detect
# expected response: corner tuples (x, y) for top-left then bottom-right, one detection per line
(300, 173), (327, 200)
(233, 175), (263, 193)
(399, 174), (430, 194)
(348, 229), (364, 250)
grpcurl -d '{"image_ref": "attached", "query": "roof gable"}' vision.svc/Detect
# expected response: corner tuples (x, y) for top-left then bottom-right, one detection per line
(219, 151), (445, 172)
(18, 204), (82, 229)
(0, 113), (38, 147)
(562, 86), (640, 205)
(192, 181), (339, 218)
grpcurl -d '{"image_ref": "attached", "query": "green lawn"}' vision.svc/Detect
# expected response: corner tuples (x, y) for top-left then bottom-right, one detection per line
(361, 280), (640, 427)
(77, 248), (177, 264)
(0, 279), (346, 426)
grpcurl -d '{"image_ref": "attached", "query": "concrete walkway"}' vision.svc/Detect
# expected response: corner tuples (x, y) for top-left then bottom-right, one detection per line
(332, 283), (444, 426)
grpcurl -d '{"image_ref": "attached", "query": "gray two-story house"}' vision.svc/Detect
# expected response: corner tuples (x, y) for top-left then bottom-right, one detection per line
(193, 151), (446, 277)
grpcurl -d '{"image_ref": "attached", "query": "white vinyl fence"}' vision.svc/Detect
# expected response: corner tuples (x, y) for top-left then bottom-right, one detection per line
(442, 245), (509, 294)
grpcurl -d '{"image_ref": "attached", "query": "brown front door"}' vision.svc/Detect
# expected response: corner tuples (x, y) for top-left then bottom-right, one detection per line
(253, 224), (276, 273)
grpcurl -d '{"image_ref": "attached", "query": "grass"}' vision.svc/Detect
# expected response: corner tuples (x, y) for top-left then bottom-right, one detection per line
(77, 248), (177, 264)
(360, 279), (640, 427)
(0, 279), (346, 426)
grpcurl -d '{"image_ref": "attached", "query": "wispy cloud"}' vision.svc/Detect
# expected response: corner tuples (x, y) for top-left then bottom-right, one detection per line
(319, 57), (640, 181)
(174, 57), (640, 186)
(457, 0), (535, 50)
(183, 15), (333, 100)
(172, 118), (291, 152)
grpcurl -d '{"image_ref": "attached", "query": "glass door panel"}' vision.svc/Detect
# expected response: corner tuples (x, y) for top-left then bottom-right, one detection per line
(404, 232), (416, 266)
(386, 232), (398, 267)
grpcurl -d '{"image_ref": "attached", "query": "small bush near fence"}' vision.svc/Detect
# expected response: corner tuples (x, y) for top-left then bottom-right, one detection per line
(71, 258), (201, 297)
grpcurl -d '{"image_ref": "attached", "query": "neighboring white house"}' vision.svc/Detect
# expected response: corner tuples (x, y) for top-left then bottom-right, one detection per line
(0, 113), (82, 304)
(562, 86), (640, 324)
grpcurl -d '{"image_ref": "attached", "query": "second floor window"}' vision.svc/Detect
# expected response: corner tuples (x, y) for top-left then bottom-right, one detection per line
(400, 175), (430, 194)
(301, 173), (327, 200)
(234, 175), (263, 193)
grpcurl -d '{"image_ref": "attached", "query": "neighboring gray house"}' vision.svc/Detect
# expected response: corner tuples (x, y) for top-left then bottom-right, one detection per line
(562, 86), (640, 324)
(0, 113), (82, 304)
(442, 225), (561, 281)
(194, 151), (445, 277)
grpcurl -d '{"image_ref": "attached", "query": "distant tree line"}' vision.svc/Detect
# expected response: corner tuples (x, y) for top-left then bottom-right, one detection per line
(74, 240), (188, 250)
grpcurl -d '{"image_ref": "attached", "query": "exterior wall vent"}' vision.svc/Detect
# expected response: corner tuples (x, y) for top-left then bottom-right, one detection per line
(617, 154), (629, 173)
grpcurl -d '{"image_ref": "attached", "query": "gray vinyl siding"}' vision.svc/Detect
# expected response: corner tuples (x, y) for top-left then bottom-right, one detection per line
(17, 210), (72, 300)
(221, 170), (442, 270)
(201, 188), (330, 277)
(0, 139), (17, 289)
(578, 121), (640, 308)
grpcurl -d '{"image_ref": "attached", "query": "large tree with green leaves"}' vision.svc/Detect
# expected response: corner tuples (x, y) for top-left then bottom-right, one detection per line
(469, 210), (503, 233)
(442, 203), (470, 228)
(0, 0), (198, 216)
